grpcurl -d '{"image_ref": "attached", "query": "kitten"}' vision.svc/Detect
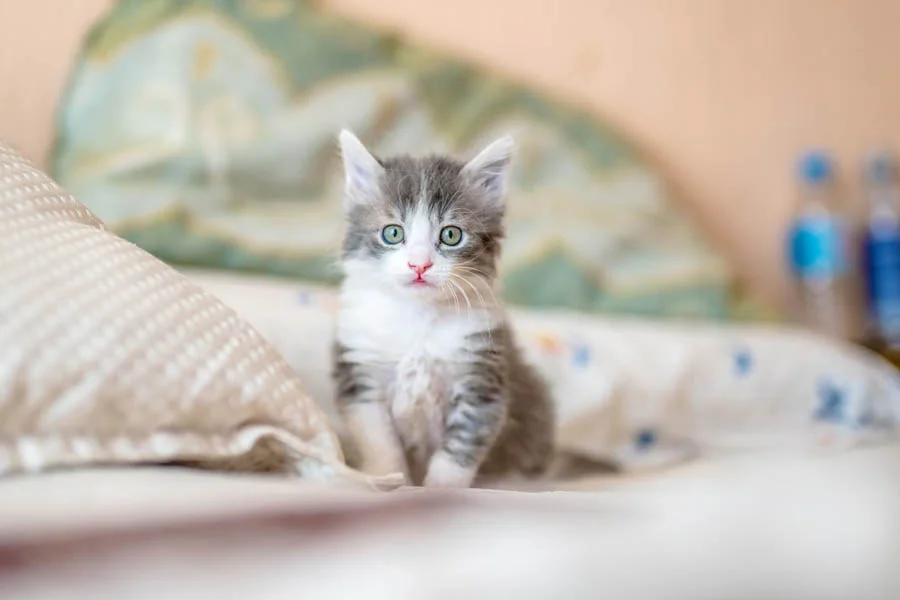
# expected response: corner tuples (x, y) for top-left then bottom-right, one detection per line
(332, 130), (555, 488)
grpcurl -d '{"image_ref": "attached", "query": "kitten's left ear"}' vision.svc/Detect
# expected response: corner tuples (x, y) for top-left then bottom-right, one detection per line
(462, 135), (514, 205)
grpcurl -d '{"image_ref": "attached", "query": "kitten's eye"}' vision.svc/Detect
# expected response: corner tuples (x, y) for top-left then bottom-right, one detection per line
(381, 224), (405, 245)
(440, 226), (463, 247)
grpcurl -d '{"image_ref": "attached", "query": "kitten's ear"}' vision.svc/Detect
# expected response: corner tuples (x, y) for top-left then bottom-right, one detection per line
(462, 135), (514, 205)
(338, 129), (383, 208)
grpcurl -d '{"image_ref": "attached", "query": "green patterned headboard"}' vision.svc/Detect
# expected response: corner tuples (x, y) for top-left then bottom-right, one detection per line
(51, 0), (768, 320)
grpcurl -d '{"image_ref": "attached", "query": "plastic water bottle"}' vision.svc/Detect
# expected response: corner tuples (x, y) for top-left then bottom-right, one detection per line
(862, 151), (900, 347)
(787, 151), (858, 339)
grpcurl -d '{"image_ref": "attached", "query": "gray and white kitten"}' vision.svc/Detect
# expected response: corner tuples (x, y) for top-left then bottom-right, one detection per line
(332, 130), (555, 488)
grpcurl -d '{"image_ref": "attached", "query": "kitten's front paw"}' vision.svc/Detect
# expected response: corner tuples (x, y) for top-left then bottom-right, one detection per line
(361, 457), (409, 484)
(423, 452), (476, 489)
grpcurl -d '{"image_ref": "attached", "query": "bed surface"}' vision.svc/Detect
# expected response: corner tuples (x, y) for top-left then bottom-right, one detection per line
(2, 267), (900, 597)
(183, 267), (900, 474)
(1, 445), (899, 599)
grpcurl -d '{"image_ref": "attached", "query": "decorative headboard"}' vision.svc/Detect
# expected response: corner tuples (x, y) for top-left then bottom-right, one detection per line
(51, 0), (768, 321)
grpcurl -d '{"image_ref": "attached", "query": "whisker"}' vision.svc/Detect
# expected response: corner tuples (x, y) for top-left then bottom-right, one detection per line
(456, 273), (489, 308)
(441, 280), (461, 317)
(452, 267), (501, 309)
(450, 273), (495, 350)
(452, 263), (497, 284)
(447, 277), (473, 323)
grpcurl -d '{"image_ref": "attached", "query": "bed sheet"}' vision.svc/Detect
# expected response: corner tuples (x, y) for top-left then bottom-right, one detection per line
(183, 268), (900, 474)
(1, 446), (899, 599)
(3, 270), (899, 597)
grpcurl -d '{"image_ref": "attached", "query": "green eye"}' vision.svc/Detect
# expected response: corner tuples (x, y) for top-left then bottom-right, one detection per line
(440, 226), (463, 247)
(381, 224), (404, 245)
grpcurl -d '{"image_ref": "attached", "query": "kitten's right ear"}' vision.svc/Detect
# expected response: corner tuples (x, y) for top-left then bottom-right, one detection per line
(462, 135), (515, 207)
(338, 129), (383, 208)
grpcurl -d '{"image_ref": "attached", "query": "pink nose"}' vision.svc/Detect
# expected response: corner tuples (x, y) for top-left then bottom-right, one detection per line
(408, 261), (433, 276)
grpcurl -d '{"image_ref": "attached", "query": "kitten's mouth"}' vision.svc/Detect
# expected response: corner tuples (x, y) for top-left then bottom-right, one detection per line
(408, 276), (433, 288)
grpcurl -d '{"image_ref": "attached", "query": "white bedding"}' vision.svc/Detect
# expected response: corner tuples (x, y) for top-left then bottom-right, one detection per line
(183, 268), (900, 476)
(1, 447), (899, 599)
(2, 268), (899, 598)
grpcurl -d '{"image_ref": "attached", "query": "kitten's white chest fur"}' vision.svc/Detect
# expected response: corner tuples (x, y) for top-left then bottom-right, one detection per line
(337, 287), (495, 456)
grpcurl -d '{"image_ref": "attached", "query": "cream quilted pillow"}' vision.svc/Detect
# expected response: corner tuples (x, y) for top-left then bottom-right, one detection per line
(0, 142), (395, 488)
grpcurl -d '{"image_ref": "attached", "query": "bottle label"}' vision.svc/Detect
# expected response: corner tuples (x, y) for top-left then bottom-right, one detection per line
(788, 214), (849, 279)
(865, 218), (900, 338)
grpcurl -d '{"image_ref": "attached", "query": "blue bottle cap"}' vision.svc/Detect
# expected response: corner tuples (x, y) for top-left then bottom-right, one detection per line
(798, 150), (833, 184)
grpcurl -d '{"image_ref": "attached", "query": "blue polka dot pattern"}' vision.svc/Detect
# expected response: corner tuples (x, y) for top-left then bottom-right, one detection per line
(815, 379), (846, 423)
(733, 348), (753, 377)
(296, 290), (313, 306)
(635, 429), (657, 450)
(571, 343), (591, 368)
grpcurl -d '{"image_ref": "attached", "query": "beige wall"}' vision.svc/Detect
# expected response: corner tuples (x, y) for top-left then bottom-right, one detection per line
(3, 0), (898, 308)
(0, 0), (112, 160)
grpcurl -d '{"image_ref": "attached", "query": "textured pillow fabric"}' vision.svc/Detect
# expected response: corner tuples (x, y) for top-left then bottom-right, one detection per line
(0, 142), (396, 488)
(50, 0), (772, 321)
